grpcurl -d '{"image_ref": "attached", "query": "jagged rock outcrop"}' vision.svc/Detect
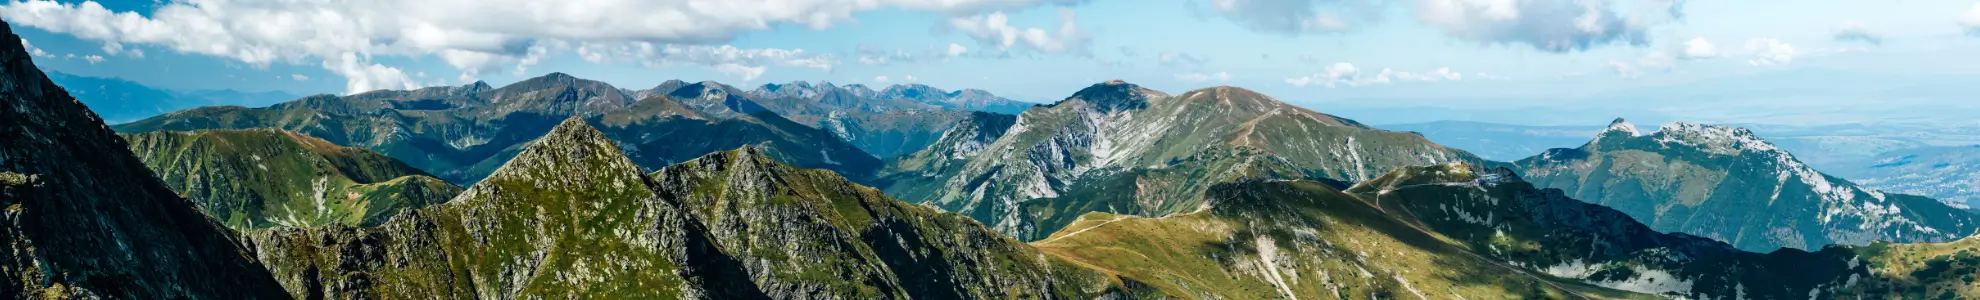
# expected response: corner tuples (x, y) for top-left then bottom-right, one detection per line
(0, 21), (289, 298)
(1515, 119), (1980, 251)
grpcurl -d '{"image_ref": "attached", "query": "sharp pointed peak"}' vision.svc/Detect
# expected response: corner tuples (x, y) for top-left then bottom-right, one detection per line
(476, 117), (644, 186)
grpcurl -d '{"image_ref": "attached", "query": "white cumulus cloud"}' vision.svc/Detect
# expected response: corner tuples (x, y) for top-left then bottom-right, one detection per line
(291, 74), (310, 81)
(82, 54), (104, 64)
(949, 8), (1090, 55)
(1415, 0), (1681, 52)
(1678, 37), (1716, 59)
(1744, 38), (1797, 66)
(947, 43), (969, 57)
(17, 38), (52, 58)
(874, 75), (892, 83)
(0, 0), (1078, 94)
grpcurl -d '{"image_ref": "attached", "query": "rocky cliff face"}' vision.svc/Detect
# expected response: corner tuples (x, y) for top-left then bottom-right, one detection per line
(1515, 119), (1979, 252)
(0, 21), (289, 298)
(248, 118), (1144, 299)
(122, 129), (461, 230)
(884, 81), (1486, 240)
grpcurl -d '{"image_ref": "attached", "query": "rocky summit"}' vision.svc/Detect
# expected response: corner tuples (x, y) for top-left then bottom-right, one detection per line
(880, 80), (1488, 240)
(1516, 119), (1980, 252)
(0, 21), (289, 298)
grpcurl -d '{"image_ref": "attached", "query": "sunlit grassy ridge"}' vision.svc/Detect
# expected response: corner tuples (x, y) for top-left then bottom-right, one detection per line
(246, 118), (1150, 298)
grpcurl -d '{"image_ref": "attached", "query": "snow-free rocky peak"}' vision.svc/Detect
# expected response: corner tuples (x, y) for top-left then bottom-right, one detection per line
(1059, 80), (1167, 113)
(1603, 117), (1641, 136)
(481, 117), (646, 187)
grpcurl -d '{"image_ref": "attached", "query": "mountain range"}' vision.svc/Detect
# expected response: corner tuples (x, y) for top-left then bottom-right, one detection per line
(1515, 119), (1980, 252)
(878, 81), (1491, 240)
(12, 16), (1980, 299)
(1392, 119), (1980, 208)
(45, 71), (298, 123)
(113, 73), (884, 185)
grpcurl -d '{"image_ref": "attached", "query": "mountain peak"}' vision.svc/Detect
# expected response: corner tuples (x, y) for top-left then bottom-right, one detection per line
(480, 117), (644, 184)
(1603, 118), (1641, 136)
(1651, 122), (1780, 155)
(462, 80), (493, 93)
(1060, 80), (1166, 113)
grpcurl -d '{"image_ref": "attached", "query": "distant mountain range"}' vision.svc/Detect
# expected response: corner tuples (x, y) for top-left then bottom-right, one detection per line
(44, 71), (298, 123)
(1388, 120), (1980, 208)
(12, 15), (1980, 298)
(1515, 119), (1980, 252)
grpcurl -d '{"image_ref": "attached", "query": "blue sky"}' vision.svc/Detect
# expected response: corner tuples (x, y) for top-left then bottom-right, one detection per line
(8, 0), (1980, 125)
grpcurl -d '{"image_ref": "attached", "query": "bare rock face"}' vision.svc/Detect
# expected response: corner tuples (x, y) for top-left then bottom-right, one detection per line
(0, 20), (289, 298)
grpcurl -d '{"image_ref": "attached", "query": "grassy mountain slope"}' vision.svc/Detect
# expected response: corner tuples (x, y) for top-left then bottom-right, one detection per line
(247, 118), (1146, 298)
(1515, 119), (1979, 252)
(1043, 161), (1980, 299)
(1035, 171), (1646, 299)
(122, 129), (461, 230)
(884, 81), (1488, 240)
(0, 22), (288, 298)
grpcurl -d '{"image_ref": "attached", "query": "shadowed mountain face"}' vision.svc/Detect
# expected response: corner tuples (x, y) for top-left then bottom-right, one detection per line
(1515, 119), (1980, 252)
(122, 129), (461, 230)
(0, 21), (289, 298)
(247, 118), (1146, 299)
(115, 74), (881, 185)
(880, 81), (1491, 240)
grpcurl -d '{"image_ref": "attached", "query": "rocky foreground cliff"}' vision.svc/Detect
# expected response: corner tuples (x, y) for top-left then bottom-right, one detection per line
(0, 21), (289, 298)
